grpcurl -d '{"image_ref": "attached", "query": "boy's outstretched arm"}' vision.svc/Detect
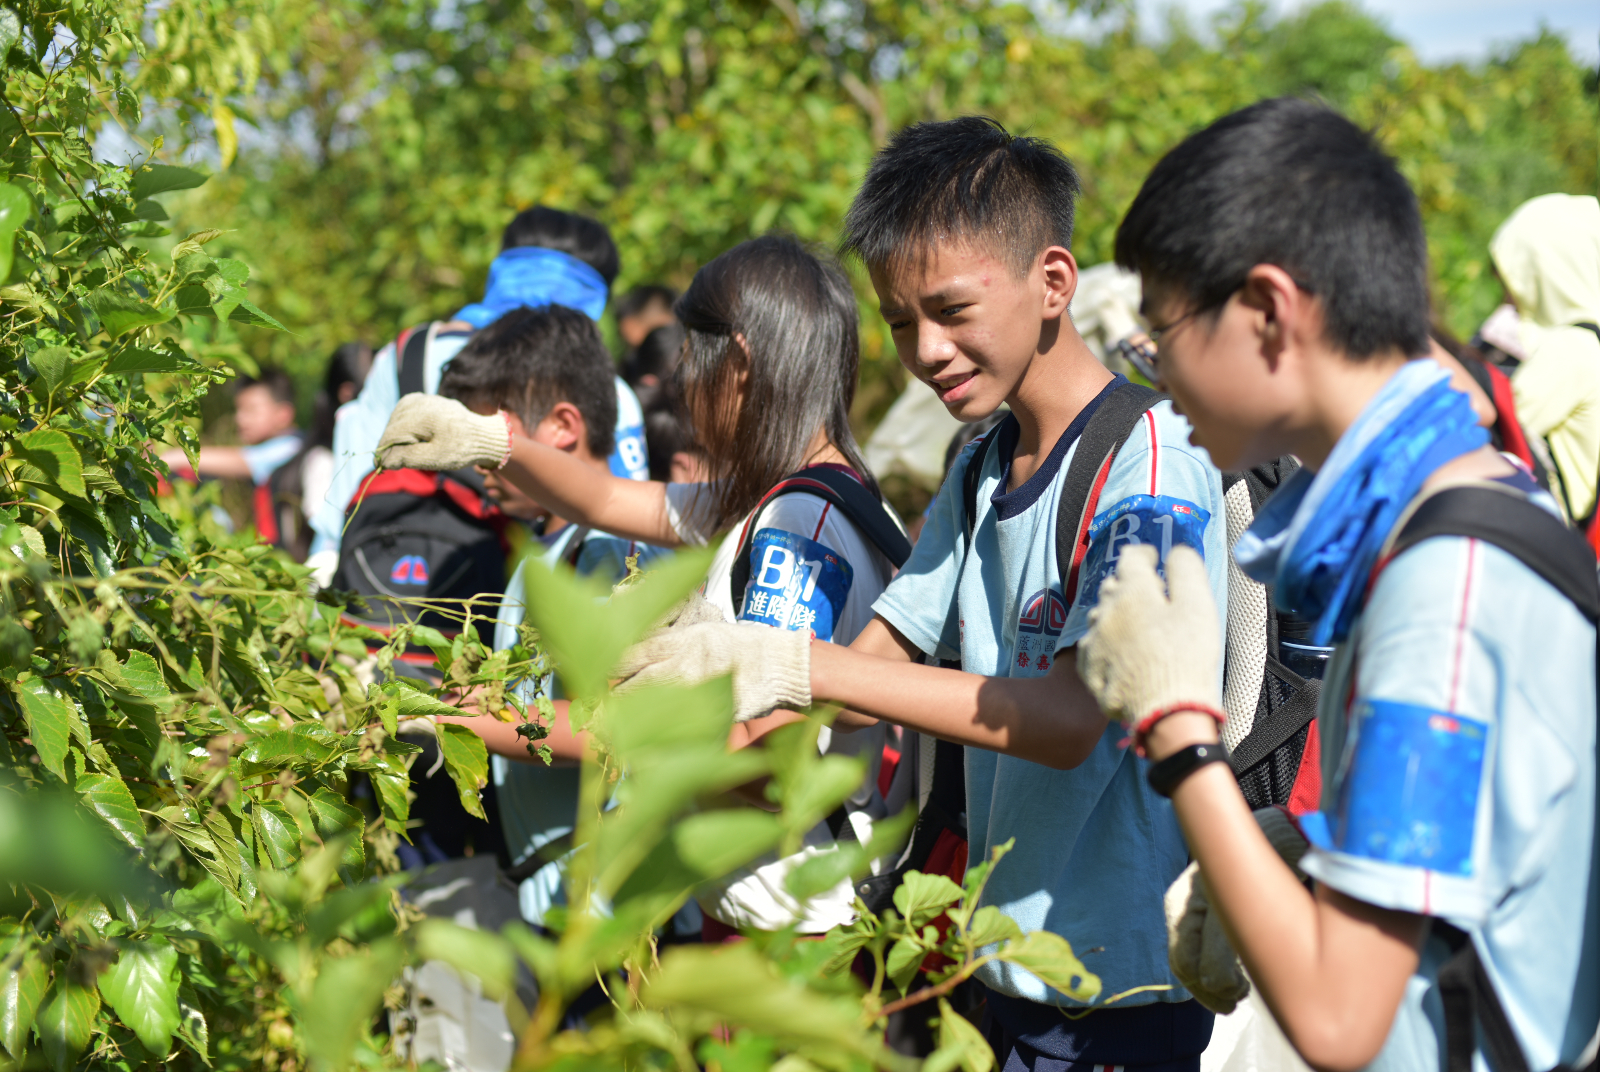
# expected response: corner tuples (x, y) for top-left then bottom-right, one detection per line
(819, 616), (1111, 769)
(435, 698), (587, 766)
(1079, 546), (1426, 1072)
(376, 393), (681, 547)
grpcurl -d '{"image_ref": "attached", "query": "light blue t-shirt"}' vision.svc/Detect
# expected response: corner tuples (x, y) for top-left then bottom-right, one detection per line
(1298, 525), (1598, 1071)
(873, 388), (1227, 1008)
(241, 432), (305, 486)
(491, 523), (667, 926)
(309, 325), (649, 556)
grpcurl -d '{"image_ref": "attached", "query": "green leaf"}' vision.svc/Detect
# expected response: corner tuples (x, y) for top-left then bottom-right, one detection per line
(413, 920), (514, 999)
(18, 681), (73, 780)
(30, 346), (71, 397)
(784, 805), (915, 901)
(250, 800), (300, 870)
(995, 930), (1102, 1003)
(893, 870), (965, 931)
(436, 722), (488, 820)
(225, 295), (287, 332)
(104, 347), (190, 376)
(779, 753), (867, 836)
(519, 546), (711, 704)
(129, 164), (209, 200)
(297, 941), (403, 1071)
(671, 809), (784, 877)
(885, 934), (927, 993)
(12, 428), (85, 499)
(98, 939), (180, 1056)
(369, 769), (409, 834)
(0, 949), (49, 1059)
(119, 651), (169, 699)
(0, 183), (29, 283)
(77, 772), (144, 848)
(813, 922), (874, 977)
(83, 291), (174, 339)
(923, 997), (994, 1072)
(176, 1002), (208, 1063)
(962, 905), (1022, 950)
(36, 980), (99, 1072)
(237, 726), (342, 770)
(640, 943), (882, 1058)
(307, 788), (365, 875)
(0, 9), (19, 57)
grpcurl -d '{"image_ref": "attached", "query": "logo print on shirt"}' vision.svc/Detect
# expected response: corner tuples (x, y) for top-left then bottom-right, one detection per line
(738, 528), (854, 641)
(1017, 588), (1069, 635)
(1012, 587), (1068, 675)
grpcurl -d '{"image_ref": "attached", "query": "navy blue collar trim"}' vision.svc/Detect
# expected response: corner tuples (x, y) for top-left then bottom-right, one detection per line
(991, 374), (1126, 521)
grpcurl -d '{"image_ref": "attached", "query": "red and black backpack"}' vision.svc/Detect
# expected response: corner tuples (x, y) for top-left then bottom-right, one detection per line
(331, 324), (509, 648)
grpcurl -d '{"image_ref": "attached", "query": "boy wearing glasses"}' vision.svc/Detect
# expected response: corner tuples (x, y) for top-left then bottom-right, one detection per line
(619, 117), (1230, 1070)
(1080, 98), (1597, 1072)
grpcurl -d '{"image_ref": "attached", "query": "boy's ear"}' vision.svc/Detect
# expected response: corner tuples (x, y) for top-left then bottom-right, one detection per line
(1039, 246), (1078, 319)
(542, 401), (588, 454)
(1238, 264), (1315, 363)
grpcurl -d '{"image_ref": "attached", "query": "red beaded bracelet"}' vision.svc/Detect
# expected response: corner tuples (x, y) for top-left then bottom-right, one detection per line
(1131, 703), (1227, 758)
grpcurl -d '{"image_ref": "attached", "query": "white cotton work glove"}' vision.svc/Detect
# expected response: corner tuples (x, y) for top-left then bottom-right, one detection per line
(612, 621), (812, 723)
(1077, 544), (1223, 730)
(304, 549), (339, 592)
(376, 394), (512, 472)
(1166, 807), (1311, 1015)
(652, 592), (729, 633)
(1165, 861), (1248, 1015)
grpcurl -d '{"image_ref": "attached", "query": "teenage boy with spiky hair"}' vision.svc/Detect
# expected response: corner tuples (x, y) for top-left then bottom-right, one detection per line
(618, 117), (1230, 1068)
(1078, 98), (1597, 1071)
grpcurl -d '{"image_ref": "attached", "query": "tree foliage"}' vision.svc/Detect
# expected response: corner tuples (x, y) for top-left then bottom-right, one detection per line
(1, 11), (1104, 1070)
(170, 0), (1596, 418)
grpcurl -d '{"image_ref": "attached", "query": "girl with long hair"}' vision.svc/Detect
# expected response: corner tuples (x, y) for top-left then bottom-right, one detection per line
(377, 234), (904, 938)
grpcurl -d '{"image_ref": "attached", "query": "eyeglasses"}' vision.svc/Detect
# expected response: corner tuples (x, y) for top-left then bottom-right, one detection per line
(1147, 305), (1208, 347)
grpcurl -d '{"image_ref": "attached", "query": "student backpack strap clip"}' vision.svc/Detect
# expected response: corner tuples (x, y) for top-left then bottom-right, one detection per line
(727, 465), (912, 612)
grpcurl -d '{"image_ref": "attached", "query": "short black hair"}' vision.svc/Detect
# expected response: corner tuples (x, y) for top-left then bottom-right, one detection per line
(438, 304), (617, 459)
(615, 284), (677, 321)
(501, 206), (621, 288)
(236, 367), (295, 407)
(1114, 97), (1430, 359)
(841, 116), (1081, 276)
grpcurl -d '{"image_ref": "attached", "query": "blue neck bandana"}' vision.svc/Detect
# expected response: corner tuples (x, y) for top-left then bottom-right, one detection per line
(1233, 360), (1489, 644)
(454, 246), (609, 327)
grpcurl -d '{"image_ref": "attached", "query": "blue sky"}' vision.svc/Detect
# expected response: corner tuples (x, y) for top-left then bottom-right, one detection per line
(1139, 0), (1599, 61)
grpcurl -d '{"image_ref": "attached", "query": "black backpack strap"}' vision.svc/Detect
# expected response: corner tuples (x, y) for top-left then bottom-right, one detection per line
(727, 467), (910, 611)
(1227, 657), (1321, 775)
(1389, 486), (1599, 621)
(962, 427), (1001, 547)
(1435, 921), (1562, 1072)
(1392, 486), (1598, 1072)
(396, 323), (431, 398)
(855, 735), (968, 914)
(1055, 382), (1165, 603)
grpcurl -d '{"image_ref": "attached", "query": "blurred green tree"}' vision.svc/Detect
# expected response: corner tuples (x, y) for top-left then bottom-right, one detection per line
(169, 0), (1596, 427)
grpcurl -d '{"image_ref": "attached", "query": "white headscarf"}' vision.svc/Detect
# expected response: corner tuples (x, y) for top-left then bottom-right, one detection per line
(1492, 194), (1600, 518)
